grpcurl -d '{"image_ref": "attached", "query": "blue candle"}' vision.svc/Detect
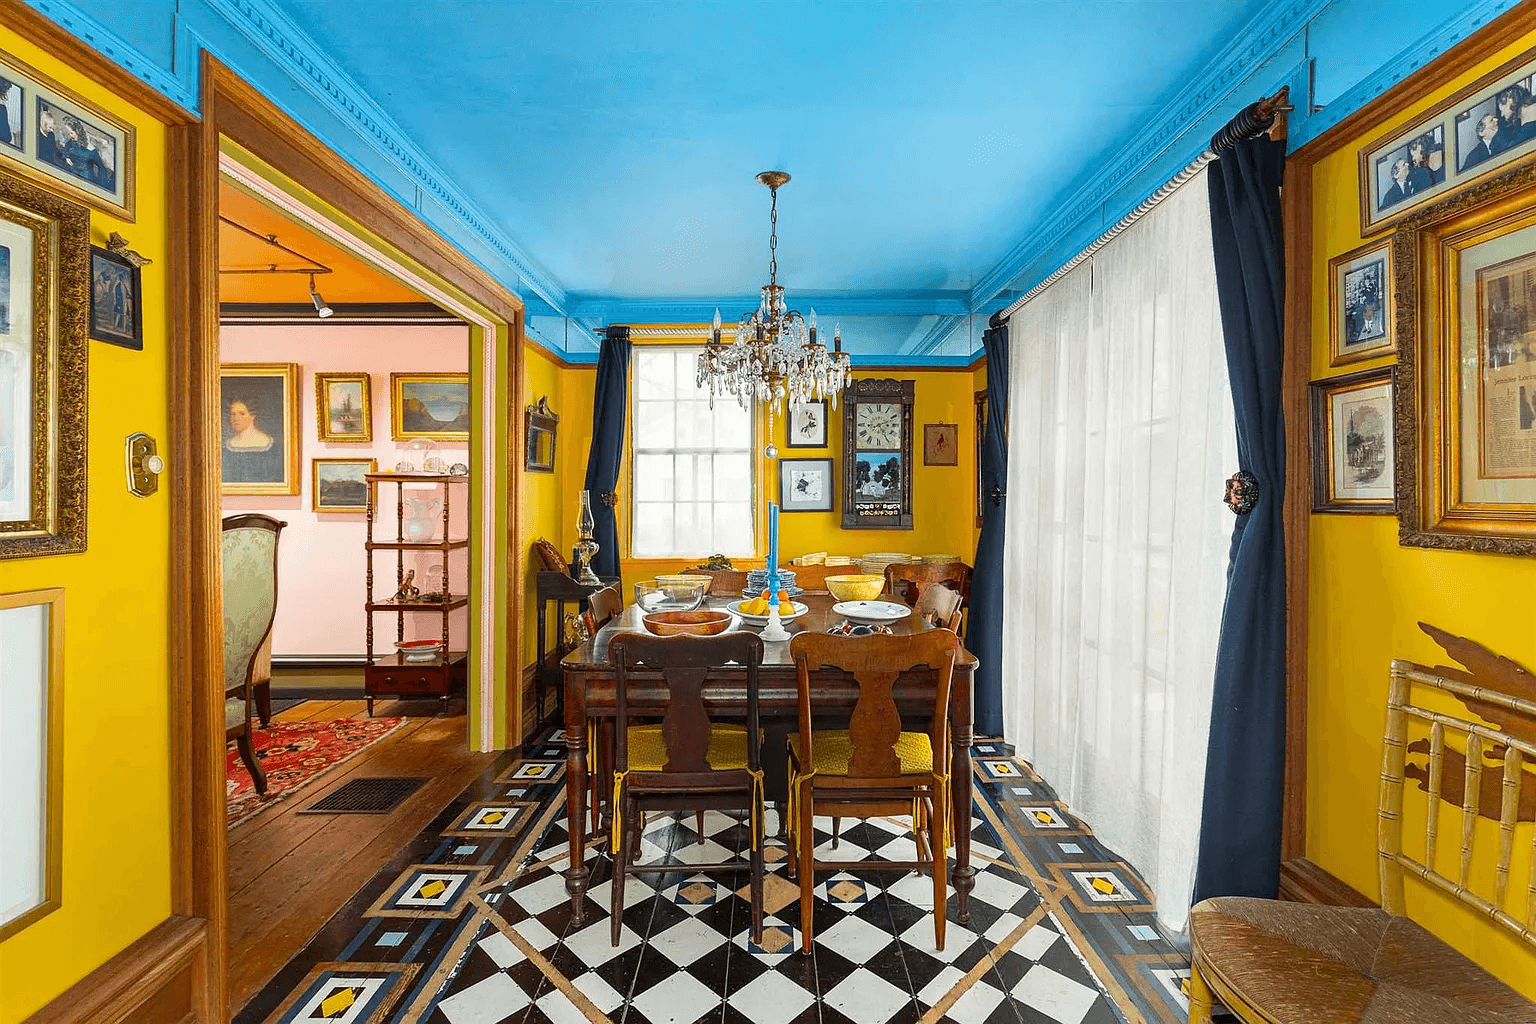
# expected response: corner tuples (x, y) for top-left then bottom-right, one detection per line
(767, 502), (780, 593)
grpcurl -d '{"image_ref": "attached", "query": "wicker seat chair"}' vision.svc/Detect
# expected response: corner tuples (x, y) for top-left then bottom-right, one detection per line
(1188, 626), (1536, 1023)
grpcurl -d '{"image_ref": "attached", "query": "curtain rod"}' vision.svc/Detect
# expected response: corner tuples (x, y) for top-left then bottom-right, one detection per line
(987, 86), (1290, 330)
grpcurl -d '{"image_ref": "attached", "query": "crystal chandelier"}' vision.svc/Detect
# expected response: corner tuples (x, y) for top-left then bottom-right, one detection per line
(697, 171), (851, 415)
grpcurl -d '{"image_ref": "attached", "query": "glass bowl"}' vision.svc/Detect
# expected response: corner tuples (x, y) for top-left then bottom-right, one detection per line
(634, 580), (707, 613)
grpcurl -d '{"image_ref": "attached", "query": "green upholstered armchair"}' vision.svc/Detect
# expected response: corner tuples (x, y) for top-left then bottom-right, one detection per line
(223, 514), (285, 796)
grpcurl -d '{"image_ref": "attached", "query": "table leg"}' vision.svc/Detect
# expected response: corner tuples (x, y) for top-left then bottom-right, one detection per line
(951, 725), (975, 925)
(565, 695), (590, 926)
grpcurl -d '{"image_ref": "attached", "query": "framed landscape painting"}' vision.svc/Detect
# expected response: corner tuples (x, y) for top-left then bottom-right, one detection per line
(391, 372), (469, 441)
(312, 458), (374, 513)
(220, 363), (300, 496)
(315, 371), (371, 443)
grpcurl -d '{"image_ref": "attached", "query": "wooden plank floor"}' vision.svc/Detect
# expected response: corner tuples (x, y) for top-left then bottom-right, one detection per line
(227, 699), (497, 1013)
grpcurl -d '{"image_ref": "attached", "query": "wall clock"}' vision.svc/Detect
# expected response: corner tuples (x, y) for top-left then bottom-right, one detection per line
(842, 378), (915, 529)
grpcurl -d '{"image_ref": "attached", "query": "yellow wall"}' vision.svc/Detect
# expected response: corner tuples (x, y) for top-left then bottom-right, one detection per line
(0, 30), (173, 1022)
(539, 358), (982, 584)
(522, 343), (566, 681)
(1308, 33), (1536, 996)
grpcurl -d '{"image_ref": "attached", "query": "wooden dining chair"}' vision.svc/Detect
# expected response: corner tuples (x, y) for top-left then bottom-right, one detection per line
(885, 562), (971, 624)
(915, 583), (964, 633)
(582, 583), (623, 840)
(608, 631), (766, 945)
(786, 629), (960, 952)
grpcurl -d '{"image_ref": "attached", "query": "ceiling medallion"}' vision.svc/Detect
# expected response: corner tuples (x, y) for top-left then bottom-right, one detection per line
(697, 171), (851, 421)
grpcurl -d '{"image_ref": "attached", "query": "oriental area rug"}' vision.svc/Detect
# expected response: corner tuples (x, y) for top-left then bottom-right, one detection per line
(227, 716), (407, 829)
(235, 729), (1232, 1024)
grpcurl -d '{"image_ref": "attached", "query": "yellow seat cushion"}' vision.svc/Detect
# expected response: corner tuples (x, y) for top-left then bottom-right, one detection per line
(625, 724), (749, 772)
(788, 730), (934, 776)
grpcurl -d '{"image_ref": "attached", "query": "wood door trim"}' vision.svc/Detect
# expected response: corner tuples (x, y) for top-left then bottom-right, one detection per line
(22, 916), (209, 1024)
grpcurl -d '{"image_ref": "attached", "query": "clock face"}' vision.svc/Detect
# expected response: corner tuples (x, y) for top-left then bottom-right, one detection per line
(855, 402), (902, 450)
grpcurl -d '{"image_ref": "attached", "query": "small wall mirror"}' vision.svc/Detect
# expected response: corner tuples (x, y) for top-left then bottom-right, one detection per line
(525, 396), (559, 473)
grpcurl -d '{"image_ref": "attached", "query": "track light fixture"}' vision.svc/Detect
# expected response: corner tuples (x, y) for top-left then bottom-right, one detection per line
(308, 273), (333, 318)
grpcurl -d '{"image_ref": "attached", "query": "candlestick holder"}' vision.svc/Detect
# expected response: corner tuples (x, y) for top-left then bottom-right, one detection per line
(760, 601), (792, 642)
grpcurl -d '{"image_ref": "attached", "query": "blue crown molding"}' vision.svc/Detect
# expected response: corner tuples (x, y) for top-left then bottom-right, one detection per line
(970, 0), (1328, 308)
(206, 0), (568, 315)
(899, 315), (966, 356)
(567, 291), (973, 324)
(25, 0), (198, 111)
(1290, 0), (1520, 147)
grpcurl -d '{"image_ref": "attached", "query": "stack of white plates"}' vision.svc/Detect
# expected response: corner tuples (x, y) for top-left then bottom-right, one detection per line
(744, 568), (800, 597)
(857, 552), (919, 576)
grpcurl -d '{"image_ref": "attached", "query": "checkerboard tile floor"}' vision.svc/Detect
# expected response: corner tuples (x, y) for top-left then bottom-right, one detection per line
(427, 807), (1122, 1024)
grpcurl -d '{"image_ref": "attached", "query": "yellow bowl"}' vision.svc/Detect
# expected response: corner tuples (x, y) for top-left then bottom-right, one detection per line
(657, 573), (713, 595)
(642, 610), (733, 637)
(825, 574), (886, 602)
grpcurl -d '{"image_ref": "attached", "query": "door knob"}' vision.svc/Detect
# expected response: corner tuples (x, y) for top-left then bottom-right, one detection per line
(126, 433), (163, 497)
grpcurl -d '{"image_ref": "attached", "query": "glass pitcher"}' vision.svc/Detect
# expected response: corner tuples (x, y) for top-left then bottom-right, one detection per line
(403, 494), (441, 543)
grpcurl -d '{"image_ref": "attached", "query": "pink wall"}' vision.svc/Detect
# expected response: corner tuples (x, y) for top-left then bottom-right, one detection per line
(221, 322), (470, 657)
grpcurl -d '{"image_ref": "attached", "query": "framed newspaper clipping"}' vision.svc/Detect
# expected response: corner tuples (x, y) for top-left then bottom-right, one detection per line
(1392, 159), (1536, 554)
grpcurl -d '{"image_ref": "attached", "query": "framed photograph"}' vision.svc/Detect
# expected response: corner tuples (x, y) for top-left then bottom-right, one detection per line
(315, 371), (371, 443)
(220, 363), (301, 495)
(0, 588), (64, 941)
(923, 422), (959, 466)
(0, 51), (134, 221)
(1328, 240), (1394, 366)
(786, 399), (827, 448)
(1391, 159), (1536, 553)
(0, 168), (88, 560)
(312, 458), (375, 513)
(1360, 47), (1536, 235)
(391, 372), (469, 441)
(780, 458), (834, 512)
(1311, 367), (1395, 513)
(87, 245), (140, 350)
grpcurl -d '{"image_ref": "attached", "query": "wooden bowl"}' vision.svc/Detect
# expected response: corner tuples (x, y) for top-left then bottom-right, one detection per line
(825, 574), (886, 602)
(642, 610), (733, 637)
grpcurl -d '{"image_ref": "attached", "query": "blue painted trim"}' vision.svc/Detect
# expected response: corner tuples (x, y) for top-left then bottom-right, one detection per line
(206, 0), (568, 314)
(1290, 0), (1521, 147)
(567, 291), (973, 323)
(969, 0), (1328, 308)
(845, 353), (974, 369)
(24, 0), (199, 112)
(900, 315), (966, 356)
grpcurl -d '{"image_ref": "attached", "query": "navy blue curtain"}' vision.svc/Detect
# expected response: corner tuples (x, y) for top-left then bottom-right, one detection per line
(583, 326), (631, 581)
(1193, 135), (1288, 903)
(967, 324), (1009, 738)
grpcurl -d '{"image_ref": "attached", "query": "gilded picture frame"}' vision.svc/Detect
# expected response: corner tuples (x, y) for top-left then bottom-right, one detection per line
(312, 457), (375, 513)
(1359, 45), (1536, 236)
(391, 372), (470, 442)
(1391, 158), (1536, 554)
(219, 362), (301, 496)
(923, 422), (959, 466)
(315, 371), (372, 443)
(1328, 239), (1395, 366)
(0, 50), (135, 222)
(974, 390), (987, 528)
(1310, 366), (1396, 513)
(0, 168), (88, 560)
(0, 587), (64, 941)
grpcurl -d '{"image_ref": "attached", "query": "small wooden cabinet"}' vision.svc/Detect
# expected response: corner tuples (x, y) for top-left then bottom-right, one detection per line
(363, 472), (469, 715)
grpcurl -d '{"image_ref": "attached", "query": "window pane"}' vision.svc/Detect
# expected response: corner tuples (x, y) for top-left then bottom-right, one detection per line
(632, 503), (673, 558)
(634, 401), (675, 448)
(675, 454), (699, 502)
(714, 451), (751, 499)
(634, 454), (673, 501)
(672, 503), (707, 553)
(713, 503), (753, 557)
(675, 350), (699, 395)
(636, 350), (674, 400)
(715, 402), (751, 447)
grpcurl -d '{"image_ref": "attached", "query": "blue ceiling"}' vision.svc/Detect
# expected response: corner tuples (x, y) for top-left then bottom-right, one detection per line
(270, 0), (1267, 313)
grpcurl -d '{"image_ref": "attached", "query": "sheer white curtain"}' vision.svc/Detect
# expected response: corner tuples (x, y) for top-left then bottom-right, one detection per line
(1001, 171), (1234, 932)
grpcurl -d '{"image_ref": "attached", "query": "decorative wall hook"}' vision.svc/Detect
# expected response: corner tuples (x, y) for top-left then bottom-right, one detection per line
(600, 491), (619, 509)
(1224, 471), (1259, 515)
(989, 484), (1005, 508)
(106, 231), (152, 268)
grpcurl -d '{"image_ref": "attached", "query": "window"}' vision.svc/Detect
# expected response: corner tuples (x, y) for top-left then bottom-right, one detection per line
(630, 346), (755, 558)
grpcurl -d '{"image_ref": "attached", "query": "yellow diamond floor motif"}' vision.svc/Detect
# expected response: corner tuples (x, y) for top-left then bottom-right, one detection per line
(738, 872), (801, 915)
(318, 987), (358, 1019)
(417, 879), (448, 899)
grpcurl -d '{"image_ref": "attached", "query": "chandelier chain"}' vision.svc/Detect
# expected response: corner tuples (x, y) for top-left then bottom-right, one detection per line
(768, 186), (778, 288)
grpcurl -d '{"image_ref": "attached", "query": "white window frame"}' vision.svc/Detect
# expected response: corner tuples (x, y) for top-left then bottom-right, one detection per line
(628, 345), (757, 559)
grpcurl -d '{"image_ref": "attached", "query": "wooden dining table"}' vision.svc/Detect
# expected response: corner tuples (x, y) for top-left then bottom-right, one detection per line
(561, 591), (979, 926)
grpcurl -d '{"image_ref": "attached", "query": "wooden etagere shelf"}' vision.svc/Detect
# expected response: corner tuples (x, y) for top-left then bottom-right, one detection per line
(363, 472), (470, 715)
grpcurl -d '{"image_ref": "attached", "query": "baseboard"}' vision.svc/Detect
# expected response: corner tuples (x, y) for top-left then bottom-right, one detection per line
(25, 915), (208, 1024)
(271, 655), (367, 667)
(268, 684), (365, 701)
(1277, 857), (1377, 908)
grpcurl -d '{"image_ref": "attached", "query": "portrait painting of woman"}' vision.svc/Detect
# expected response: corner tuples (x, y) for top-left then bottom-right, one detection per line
(220, 363), (300, 494)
